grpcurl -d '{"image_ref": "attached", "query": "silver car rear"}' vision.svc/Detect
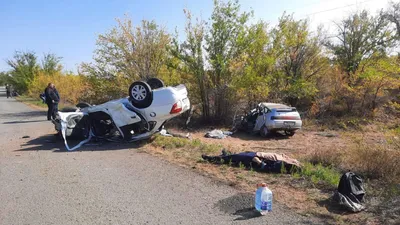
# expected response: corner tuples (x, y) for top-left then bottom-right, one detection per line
(263, 103), (302, 132)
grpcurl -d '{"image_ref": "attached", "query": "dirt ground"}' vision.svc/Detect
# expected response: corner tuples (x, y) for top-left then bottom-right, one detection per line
(147, 125), (395, 225)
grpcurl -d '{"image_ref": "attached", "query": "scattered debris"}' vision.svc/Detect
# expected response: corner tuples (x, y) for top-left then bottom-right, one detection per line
(22, 136), (30, 139)
(315, 132), (339, 138)
(205, 130), (233, 139)
(160, 129), (191, 139)
(160, 129), (173, 137)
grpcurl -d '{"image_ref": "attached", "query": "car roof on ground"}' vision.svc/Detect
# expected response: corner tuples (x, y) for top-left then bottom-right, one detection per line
(260, 102), (291, 109)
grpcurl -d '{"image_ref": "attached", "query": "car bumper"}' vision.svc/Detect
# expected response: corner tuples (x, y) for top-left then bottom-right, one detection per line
(266, 120), (302, 131)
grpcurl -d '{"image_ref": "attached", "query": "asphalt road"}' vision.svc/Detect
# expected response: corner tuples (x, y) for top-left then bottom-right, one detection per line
(0, 87), (321, 225)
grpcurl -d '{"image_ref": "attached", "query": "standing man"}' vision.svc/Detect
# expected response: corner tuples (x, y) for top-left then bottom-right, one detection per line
(5, 84), (11, 98)
(44, 83), (57, 120)
(51, 84), (60, 117)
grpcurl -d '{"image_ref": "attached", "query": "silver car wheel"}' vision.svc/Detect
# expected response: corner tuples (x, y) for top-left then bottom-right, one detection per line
(131, 84), (147, 101)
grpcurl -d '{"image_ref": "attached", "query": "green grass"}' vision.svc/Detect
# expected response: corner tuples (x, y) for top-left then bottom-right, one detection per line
(151, 135), (222, 155)
(16, 95), (47, 108)
(296, 162), (341, 188)
(16, 95), (72, 109)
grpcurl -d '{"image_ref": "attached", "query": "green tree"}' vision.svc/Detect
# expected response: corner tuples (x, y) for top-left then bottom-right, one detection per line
(359, 55), (400, 111)
(6, 51), (39, 93)
(270, 13), (326, 106)
(0, 71), (9, 86)
(81, 16), (170, 81)
(205, 0), (251, 120)
(231, 21), (273, 108)
(41, 53), (62, 74)
(383, 1), (400, 39)
(326, 10), (396, 82)
(170, 9), (210, 119)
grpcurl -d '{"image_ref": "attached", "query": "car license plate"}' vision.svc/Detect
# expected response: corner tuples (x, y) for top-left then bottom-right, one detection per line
(284, 121), (295, 127)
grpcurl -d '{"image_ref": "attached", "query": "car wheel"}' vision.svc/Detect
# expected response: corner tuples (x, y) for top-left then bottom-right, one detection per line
(129, 81), (153, 109)
(146, 78), (165, 89)
(285, 131), (295, 136)
(260, 125), (269, 137)
(76, 102), (91, 109)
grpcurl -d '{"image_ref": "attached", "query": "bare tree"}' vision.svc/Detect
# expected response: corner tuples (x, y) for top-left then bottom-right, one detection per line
(81, 16), (170, 80)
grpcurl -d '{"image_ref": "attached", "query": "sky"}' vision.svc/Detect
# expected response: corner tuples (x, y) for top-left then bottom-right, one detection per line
(0, 0), (391, 72)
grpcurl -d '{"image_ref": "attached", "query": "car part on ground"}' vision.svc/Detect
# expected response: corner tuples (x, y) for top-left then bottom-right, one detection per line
(160, 129), (191, 139)
(204, 129), (233, 139)
(53, 78), (190, 151)
(233, 102), (302, 137)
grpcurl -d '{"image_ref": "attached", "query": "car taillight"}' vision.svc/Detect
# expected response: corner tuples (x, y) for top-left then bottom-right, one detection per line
(170, 101), (183, 114)
(271, 116), (300, 120)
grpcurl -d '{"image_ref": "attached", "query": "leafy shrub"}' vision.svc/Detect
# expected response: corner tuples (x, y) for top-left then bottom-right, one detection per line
(28, 71), (89, 105)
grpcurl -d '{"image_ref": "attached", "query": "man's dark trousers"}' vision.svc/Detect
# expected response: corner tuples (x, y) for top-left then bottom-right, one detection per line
(47, 102), (54, 120)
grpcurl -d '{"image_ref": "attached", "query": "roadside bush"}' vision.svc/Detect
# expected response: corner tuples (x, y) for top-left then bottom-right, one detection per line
(307, 148), (344, 168)
(347, 143), (400, 183)
(28, 71), (89, 105)
(305, 138), (400, 184)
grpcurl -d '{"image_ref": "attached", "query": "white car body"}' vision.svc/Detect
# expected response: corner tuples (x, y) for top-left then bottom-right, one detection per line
(54, 84), (190, 151)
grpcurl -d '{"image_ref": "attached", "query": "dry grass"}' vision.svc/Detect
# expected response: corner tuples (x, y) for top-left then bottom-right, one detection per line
(306, 132), (400, 184)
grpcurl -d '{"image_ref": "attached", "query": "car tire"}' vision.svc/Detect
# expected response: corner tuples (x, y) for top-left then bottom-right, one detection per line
(285, 131), (295, 136)
(128, 81), (153, 109)
(260, 125), (269, 137)
(146, 78), (165, 89)
(76, 102), (91, 109)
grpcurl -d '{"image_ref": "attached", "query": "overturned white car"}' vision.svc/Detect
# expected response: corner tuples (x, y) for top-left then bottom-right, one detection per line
(53, 78), (190, 151)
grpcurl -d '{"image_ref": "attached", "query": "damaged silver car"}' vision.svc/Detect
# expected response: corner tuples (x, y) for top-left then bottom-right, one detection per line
(233, 102), (302, 137)
(53, 78), (190, 150)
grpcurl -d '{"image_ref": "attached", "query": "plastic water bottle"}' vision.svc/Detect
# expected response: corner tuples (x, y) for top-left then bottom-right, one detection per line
(255, 183), (273, 215)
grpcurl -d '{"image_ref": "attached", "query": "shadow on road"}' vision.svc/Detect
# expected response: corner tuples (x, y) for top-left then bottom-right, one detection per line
(15, 134), (149, 152)
(232, 207), (262, 221)
(215, 193), (262, 221)
(215, 193), (327, 224)
(1, 111), (46, 119)
(3, 119), (47, 124)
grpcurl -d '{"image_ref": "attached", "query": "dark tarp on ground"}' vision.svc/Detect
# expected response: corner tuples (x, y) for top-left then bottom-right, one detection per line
(333, 172), (366, 212)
